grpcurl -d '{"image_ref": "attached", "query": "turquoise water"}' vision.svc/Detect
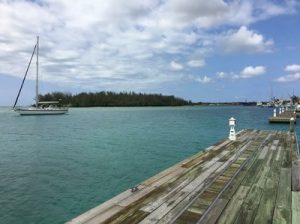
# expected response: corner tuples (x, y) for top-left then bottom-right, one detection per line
(0, 106), (299, 224)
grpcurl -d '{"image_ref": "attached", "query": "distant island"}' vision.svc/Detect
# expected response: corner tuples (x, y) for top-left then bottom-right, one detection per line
(38, 91), (192, 107)
(38, 91), (260, 107)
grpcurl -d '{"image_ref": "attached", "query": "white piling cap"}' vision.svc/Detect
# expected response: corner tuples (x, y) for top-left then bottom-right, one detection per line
(229, 117), (236, 125)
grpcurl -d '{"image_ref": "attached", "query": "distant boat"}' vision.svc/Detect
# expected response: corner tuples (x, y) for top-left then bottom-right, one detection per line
(13, 36), (68, 115)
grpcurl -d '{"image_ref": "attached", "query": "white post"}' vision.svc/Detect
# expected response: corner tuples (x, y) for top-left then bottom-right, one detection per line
(229, 117), (236, 141)
(273, 108), (276, 117)
(282, 107), (285, 113)
(36, 36), (39, 108)
(279, 108), (282, 114)
(290, 117), (295, 132)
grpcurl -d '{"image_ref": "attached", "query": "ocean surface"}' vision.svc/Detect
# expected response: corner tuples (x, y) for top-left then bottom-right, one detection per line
(0, 106), (299, 224)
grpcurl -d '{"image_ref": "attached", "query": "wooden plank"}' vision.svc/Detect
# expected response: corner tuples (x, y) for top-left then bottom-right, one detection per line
(242, 152), (271, 187)
(118, 186), (157, 207)
(270, 139), (280, 151)
(282, 139), (293, 168)
(237, 129), (255, 142)
(140, 151), (231, 213)
(276, 146), (282, 161)
(233, 144), (274, 223)
(101, 187), (166, 224)
(138, 162), (225, 224)
(181, 141), (232, 168)
(140, 145), (236, 215)
(66, 188), (144, 224)
(273, 140), (280, 146)
(292, 192), (300, 224)
(154, 182), (210, 224)
(172, 132), (268, 223)
(216, 186), (250, 224)
(141, 178), (193, 213)
(253, 151), (281, 224)
(173, 137), (258, 223)
(197, 199), (228, 224)
(273, 168), (292, 224)
(155, 139), (255, 224)
(151, 142), (234, 190)
(129, 143), (235, 220)
(291, 135), (299, 160)
(84, 205), (124, 224)
(102, 210), (149, 224)
(258, 146), (269, 159)
(292, 159), (300, 191)
(219, 144), (262, 201)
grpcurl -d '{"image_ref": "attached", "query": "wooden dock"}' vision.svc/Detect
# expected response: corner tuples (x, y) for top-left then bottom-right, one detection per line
(67, 129), (300, 224)
(269, 111), (297, 123)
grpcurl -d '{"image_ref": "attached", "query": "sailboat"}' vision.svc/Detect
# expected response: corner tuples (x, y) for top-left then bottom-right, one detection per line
(13, 36), (68, 115)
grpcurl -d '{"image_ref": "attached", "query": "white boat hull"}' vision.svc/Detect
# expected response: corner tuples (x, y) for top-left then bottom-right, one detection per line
(15, 108), (68, 115)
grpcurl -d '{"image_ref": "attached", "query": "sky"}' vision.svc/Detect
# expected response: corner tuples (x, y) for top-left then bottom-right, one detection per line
(0, 0), (300, 105)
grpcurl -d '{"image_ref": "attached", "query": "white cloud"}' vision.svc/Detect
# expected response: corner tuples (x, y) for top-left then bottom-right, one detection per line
(159, 0), (228, 29)
(0, 0), (297, 91)
(170, 61), (184, 71)
(216, 72), (227, 79)
(275, 73), (300, 82)
(216, 71), (239, 79)
(155, 0), (297, 29)
(218, 26), (273, 53)
(216, 66), (265, 79)
(198, 76), (212, 83)
(275, 63), (300, 82)
(187, 59), (205, 67)
(240, 66), (266, 78)
(285, 64), (300, 72)
(192, 75), (212, 84)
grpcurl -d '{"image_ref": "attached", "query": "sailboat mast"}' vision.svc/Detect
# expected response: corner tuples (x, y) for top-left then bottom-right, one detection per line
(36, 36), (39, 108)
(12, 44), (37, 109)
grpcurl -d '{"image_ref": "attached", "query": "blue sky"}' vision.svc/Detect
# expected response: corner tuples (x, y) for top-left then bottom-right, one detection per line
(0, 0), (300, 105)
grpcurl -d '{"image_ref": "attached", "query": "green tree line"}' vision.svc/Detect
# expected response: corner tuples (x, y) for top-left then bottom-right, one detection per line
(38, 91), (192, 107)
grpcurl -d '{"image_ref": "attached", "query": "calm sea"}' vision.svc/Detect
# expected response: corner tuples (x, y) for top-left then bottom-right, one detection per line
(0, 106), (299, 224)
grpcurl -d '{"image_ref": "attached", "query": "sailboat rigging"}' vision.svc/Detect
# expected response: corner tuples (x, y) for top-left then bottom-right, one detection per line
(13, 36), (68, 115)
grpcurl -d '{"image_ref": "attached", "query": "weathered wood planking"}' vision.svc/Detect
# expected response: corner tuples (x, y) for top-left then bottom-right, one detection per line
(67, 130), (299, 224)
(273, 168), (292, 224)
(219, 134), (277, 224)
(292, 192), (300, 224)
(292, 160), (300, 191)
